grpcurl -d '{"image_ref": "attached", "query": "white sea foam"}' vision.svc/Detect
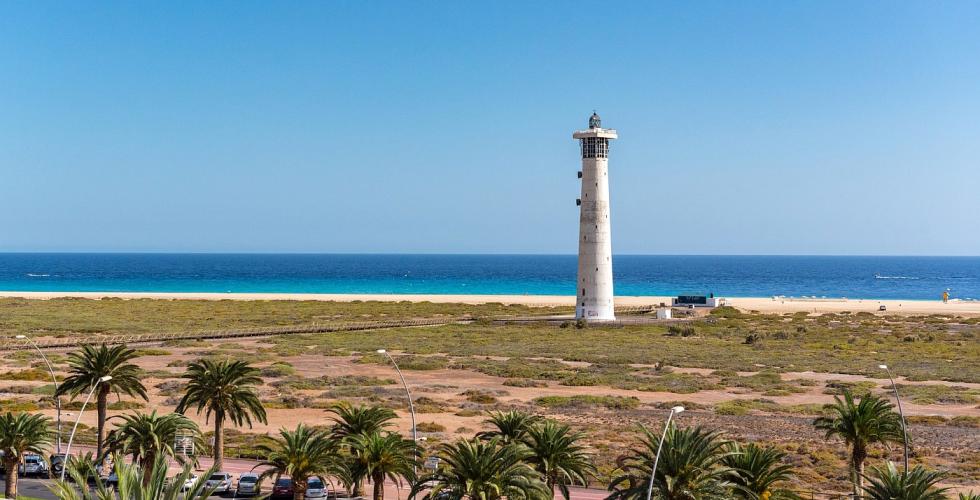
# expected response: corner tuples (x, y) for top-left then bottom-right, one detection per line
(25, 273), (51, 277)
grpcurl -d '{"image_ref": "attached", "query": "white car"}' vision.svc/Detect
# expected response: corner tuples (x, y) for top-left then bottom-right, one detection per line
(20, 454), (49, 477)
(236, 473), (261, 496)
(305, 477), (327, 499)
(181, 474), (201, 491)
(205, 472), (234, 494)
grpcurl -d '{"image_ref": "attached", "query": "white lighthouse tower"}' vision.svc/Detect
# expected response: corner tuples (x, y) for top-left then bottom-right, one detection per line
(573, 112), (617, 321)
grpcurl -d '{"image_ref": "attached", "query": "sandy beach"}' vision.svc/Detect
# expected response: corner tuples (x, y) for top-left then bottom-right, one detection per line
(2, 290), (979, 316)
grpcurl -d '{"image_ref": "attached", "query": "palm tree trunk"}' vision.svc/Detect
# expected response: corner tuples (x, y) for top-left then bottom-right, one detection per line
(4, 458), (18, 499)
(214, 413), (225, 471)
(852, 444), (867, 499)
(373, 471), (385, 500)
(294, 478), (308, 500)
(97, 385), (109, 467)
(142, 453), (155, 487)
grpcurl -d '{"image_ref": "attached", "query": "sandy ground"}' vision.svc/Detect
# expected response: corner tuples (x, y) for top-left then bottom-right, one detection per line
(3, 291), (980, 316)
(24, 340), (978, 437)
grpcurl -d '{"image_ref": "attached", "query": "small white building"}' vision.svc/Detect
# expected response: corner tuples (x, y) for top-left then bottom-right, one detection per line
(655, 308), (672, 320)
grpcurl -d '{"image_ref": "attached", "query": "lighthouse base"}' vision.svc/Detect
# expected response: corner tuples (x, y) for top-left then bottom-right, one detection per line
(576, 305), (616, 322)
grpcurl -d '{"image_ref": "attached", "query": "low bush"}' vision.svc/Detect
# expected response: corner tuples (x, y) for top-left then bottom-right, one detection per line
(534, 395), (640, 410)
(416, 421), (446, 433)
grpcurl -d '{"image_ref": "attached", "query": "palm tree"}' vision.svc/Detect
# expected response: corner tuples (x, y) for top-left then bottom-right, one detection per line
(0, 412), (52, 499)
(50, 453), (217, 500)
(175, 358), (267, 471)
(55, 343), (148, 463)
(721, 443), (799, 500)
(257, 424), (339, 500)
(349, 431), (418, 500)
(477, 410), (541, 444)
(105, 410), (201, 485)
(521, 420), (595, 500)
(813, 390), (904, 497)
(959, 494), (980, 500)
(409, 438), (549, 500)
(861, 461), (949, 500)
(327, 402), (398, 496)
(607, 424), (733, 500)
(327, 402), (397, 439)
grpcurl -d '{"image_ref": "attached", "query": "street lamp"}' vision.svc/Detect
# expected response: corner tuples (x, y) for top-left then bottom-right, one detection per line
(15, 334), (63, 453)
(61, 375), (112, 481)
(377, 349), (418, 474)
(879, 364), (909, 474)
(646, 406), (684, 500)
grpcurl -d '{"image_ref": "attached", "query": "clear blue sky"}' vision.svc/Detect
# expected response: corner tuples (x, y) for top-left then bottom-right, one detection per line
(2, 2), (978, 255)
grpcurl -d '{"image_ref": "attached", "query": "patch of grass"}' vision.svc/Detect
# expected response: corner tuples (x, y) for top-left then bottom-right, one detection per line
(948, 416), (980, 428)
(273, 375), (395, 391)
(259, 362), (296, 378)
(534, 395), (640, 410)
(0, 399), (40, 411)
(416, 421), (446, 433)
(715, 398), (823, 416)
(616, 373), (719, 394)
(719, 371), (807, 395)
(134, 348), (172, 356)
(461, 390), (498, 404)
(502, 378), (547, 388)
(823, 380), (878, 396)
(892, 384), (979, 405)
(414, 396), (449, 413)
(0, 368), (50, 381)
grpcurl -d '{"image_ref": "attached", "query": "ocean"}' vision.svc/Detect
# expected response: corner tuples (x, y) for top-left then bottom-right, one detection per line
(1, 253), (979, 301)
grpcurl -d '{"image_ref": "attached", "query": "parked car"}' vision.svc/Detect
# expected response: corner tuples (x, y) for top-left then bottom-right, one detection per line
(271, 478), (294, 499)
(236, 472), (261, 496)
(180, 473), (201, 491)
(49, 453), (67, 477)
(205, 472), (234, 494)
(305, 477), (327, 499)
(20, 454), (49, 477)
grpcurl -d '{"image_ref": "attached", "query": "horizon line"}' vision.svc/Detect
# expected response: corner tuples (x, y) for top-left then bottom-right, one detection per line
(1, 251), (979, 258)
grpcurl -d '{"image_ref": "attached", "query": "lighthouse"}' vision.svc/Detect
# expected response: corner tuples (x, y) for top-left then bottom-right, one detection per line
(573, 112), (617, 321)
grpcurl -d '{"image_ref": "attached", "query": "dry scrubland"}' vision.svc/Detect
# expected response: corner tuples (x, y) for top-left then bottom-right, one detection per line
(1, 298), (978, 493)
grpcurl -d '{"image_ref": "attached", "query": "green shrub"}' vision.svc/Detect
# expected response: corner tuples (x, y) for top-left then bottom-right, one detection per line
(534, 395), (639, 410)
(260, 362), (296, 378)
(502, 378), (547, 388)
(0, 368), (50, 381)
(461, 390), (497, 404)
(416, 421), (446, 432)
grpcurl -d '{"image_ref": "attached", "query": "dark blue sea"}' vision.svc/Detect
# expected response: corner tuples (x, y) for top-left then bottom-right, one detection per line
(0, 254), (978, 301)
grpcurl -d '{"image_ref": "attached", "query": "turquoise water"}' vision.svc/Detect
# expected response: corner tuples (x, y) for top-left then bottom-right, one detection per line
(1, 253), (979, 301)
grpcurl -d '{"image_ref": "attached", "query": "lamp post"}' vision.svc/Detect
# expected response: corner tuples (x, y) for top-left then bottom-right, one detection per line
(646, 406), (684, 500)
(15, 334), (63, 453)
(61, 375), (112, 481)
(377, 349), (418, 474)
(879, 364), (909, 474)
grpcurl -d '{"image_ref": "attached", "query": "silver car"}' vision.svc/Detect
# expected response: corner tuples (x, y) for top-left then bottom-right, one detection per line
(236, 473), (261, 496)
(20, 454), (48, 477)
(305, 477), (327, 499)
(205, 472), (234, 494)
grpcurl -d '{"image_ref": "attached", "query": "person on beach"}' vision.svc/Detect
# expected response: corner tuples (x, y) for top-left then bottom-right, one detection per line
(942, 290), (949, 303)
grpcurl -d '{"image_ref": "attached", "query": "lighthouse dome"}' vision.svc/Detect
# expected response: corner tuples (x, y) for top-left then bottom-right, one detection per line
(588, 112), (601, 129)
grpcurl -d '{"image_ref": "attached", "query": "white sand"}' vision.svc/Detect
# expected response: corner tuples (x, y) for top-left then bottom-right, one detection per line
(2, 291), (979, 316)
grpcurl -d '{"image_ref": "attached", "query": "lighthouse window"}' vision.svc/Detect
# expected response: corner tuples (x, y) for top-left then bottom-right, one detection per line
(582, 288), (586, 296)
